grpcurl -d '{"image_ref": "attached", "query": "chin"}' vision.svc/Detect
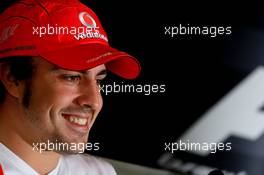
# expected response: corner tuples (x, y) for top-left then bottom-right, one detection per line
(56, 149), (85, 154)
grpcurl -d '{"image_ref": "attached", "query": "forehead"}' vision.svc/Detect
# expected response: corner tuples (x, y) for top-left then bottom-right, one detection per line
(33, 57), (106, 73)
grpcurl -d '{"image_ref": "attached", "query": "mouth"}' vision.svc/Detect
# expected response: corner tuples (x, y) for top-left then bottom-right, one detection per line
(62, 113), (91, 133)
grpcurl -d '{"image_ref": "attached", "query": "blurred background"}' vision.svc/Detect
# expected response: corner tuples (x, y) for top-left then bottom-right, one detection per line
(85, 1), (264, 174)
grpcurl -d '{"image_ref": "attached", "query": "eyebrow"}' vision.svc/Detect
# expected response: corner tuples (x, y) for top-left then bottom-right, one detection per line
(51, 66), (107, 77)
(81, 69), (107, 77)
(95, 69), (107, 77)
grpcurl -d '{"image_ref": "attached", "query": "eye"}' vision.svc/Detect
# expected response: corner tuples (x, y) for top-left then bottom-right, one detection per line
(96, 79), (103, 85)
(63, 75), (81, 83)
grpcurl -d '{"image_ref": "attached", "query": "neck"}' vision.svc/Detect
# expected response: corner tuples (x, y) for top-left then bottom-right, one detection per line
(0, 96), (60, 175)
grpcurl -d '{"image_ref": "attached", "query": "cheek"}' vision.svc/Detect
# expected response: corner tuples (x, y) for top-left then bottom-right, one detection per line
(29, 82), (77, 117)
(94, 93), (103, 117)
(99, 95), (103, 111)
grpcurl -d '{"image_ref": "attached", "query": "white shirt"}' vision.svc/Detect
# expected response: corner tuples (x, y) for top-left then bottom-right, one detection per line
(0, 143), (116, 175)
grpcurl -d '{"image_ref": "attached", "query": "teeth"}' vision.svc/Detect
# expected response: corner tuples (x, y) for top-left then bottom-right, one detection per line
(67, 116), (88, 126)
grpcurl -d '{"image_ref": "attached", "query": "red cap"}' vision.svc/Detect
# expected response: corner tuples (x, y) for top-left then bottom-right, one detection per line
(0, 0), (141, 79)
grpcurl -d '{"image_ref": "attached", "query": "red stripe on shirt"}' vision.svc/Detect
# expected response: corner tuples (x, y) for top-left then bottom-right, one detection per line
(0, 164), (4, 175)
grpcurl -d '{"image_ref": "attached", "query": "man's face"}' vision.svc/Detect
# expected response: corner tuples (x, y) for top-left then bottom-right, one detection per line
(17, 57), (106, 153)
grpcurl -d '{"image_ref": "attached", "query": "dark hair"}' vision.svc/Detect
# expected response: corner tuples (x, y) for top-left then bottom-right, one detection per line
(0, 56), (35, 103)
(0, 1), (35, 103)
(0, 0), (19, 14)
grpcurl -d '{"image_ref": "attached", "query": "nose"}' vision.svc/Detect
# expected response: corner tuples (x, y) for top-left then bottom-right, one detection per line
(74, 79), (102, 111)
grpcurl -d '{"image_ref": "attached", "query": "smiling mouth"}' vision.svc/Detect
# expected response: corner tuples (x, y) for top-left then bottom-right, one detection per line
(62, 114), (89, 126)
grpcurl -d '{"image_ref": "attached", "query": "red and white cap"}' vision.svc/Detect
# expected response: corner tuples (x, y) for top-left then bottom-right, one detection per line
(0, 0), (141, 79)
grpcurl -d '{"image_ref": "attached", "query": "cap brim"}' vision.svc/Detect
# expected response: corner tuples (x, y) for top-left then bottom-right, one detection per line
(40, 43), (141, 79)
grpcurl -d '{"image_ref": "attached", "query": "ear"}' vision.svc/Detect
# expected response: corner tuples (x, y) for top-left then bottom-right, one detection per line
(0, 63), (21, 99)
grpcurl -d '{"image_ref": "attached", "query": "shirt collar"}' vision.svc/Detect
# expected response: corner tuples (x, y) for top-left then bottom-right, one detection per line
(0, 143), (61, 175)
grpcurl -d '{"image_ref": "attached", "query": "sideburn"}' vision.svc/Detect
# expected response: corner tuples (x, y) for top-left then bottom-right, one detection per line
(22, 79), (32, 108)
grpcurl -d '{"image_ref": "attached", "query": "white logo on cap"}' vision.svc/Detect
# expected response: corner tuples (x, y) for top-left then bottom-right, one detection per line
(79, 12), (97, 28)
(0, 24), (19, 44)
(75, 12), (108, 42)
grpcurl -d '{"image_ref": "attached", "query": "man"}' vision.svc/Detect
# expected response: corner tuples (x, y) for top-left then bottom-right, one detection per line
(0, 0), (140, 174)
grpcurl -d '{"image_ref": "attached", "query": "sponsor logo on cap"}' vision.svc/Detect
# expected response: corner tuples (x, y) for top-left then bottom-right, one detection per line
(0, 24), (19, 44)
(86, 52), (113, 63)
(74, 12), (108, 42)
(79, 12), (97, 29)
